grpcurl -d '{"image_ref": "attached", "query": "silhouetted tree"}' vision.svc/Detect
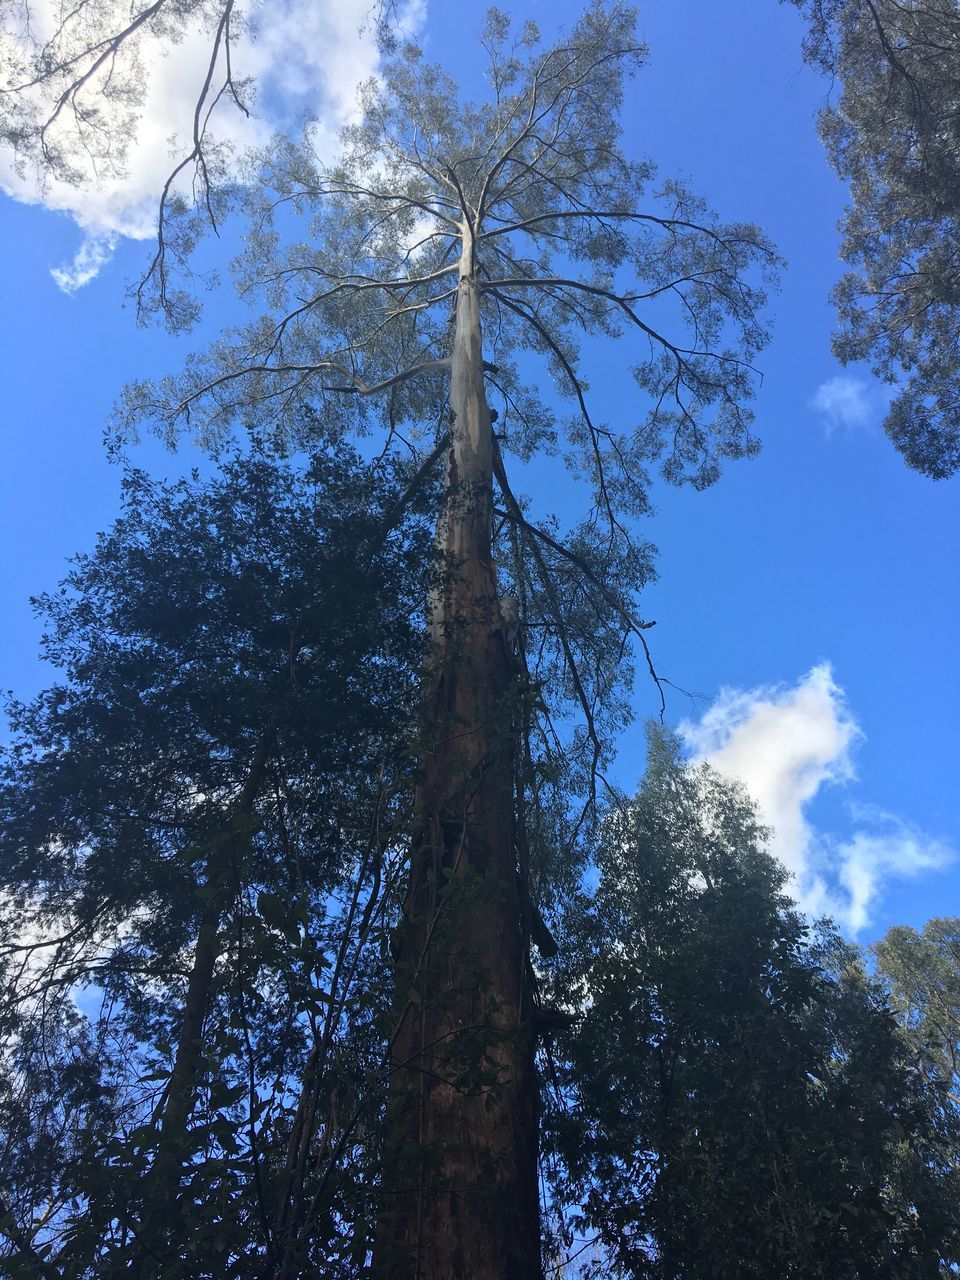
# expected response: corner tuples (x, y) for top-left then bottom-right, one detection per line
(544, 730), (960, 1277)
(0, 448), (431, 1277)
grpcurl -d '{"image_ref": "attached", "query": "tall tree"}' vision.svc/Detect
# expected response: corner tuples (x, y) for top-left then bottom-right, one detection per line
(788, 0), (960, 478)
(102, 8), (775, 1274)
(544, 730), (960, 1278)
(0, 449), (432, 1277)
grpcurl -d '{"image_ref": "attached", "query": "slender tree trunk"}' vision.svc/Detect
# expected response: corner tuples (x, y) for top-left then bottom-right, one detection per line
(135, 722), (276, 1271)
(373, 241), (542, 1278)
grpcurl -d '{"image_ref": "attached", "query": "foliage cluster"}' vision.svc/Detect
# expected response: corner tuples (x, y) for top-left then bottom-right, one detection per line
(545, 731), (960, 1277)
(788, 0), (960, 477)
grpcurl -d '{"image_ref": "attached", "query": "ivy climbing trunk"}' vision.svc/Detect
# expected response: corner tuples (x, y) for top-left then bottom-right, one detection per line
(373, 237), (542, 1279)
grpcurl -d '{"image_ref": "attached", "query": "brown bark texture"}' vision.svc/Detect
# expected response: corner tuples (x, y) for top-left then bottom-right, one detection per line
(373, 268), (542, 1279)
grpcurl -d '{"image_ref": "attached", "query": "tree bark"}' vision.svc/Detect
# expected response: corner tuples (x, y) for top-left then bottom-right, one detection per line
(373, 244), (542, 1278)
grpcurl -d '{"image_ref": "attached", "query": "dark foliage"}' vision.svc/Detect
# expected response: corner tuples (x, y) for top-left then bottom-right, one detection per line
(0, 447), (432, 1277)
(543, 730), (960, 1278)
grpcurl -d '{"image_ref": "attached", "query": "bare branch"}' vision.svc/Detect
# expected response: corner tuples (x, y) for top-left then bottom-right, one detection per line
(492, 441), (666, 720)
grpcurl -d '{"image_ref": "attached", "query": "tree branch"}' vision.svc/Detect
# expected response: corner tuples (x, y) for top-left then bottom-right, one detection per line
(492, 440), (666, 719)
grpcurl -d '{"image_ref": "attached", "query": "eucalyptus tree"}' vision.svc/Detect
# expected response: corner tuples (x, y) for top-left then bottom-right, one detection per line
(0, 450), (431, 1277)
(788, 0), (960, 478)
(97, 6), (777, 1275)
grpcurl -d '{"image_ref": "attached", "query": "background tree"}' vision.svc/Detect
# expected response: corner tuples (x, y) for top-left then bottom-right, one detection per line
(874, 918), (960, 1147)
(543, 729), (960, 1278)
(0, 448), (432, 1278)
(787, 0), (960, 478)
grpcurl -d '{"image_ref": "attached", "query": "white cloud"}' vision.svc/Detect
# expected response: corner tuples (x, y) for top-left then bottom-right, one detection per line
(1, 0), (428, 288)
(810, 372), (896, 433)
(836, 816), (952, 934)
(679, 664), (952, 933)
(811, 374), (873, 429)
(50, 231), (118, 292)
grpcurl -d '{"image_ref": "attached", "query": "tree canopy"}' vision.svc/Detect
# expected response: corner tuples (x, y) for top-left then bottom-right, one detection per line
(111, 6), (775, 491)
(874, 917), (960, 1139)
(7, 1), (958, 477)
(0, 449), (432, 1276)
(544, 731), (960, 1278)
(789, 0), (960, 478)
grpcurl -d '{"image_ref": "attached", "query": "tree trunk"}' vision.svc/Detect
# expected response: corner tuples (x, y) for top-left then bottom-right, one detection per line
(373, 248), (542, 1278)
(135, 722), (275, 1272)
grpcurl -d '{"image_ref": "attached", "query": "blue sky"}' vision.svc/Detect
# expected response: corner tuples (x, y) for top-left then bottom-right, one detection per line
(1, 0), (957, 941)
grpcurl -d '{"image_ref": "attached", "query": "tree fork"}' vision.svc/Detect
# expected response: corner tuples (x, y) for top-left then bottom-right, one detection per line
(373, 266), (542, 1279)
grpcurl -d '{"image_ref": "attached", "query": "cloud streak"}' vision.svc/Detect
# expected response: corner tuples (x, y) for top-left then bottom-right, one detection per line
(50, 231), (119, 292)
(680, 664), (951, 933)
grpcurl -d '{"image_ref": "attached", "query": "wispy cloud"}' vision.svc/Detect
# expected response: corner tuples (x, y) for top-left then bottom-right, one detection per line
(1, 0), (428, 289)
(810, 372), (895, 434)
(811, 374), (874, 430)
(835, 815), (952, 933)
(679, 664), (952, 933)
(50, 231), (118, 292)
